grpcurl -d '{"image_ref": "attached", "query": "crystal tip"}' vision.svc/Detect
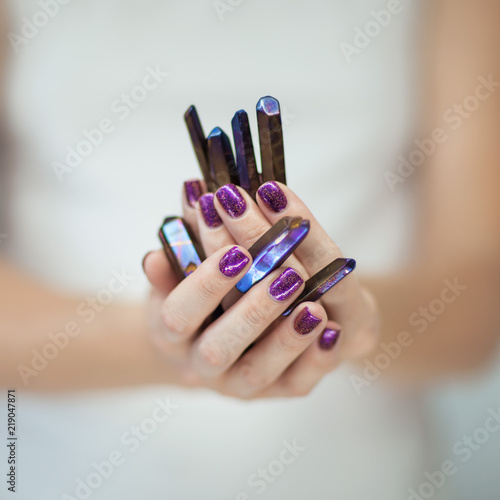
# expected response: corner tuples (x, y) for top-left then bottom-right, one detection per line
(256, 96), (280, 115)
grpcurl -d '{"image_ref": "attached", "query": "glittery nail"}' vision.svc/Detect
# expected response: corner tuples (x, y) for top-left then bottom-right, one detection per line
(184, 180), (203, 208)
(219, 247), (250, 278)
(269, 268), (303, 302)
(319, 328), (341, 351)
(199, 193), (222, 228)
(257, 181), (288, 213)
(293, 307), (322, 335)
(216, 184), (247, 218)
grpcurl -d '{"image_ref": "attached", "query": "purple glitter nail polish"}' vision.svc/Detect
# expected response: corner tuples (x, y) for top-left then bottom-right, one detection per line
(269, 268), (303, 302)
(319, 328), (341, 350)
(219, 246), (250, 278)
(199, 193), (222, 228)
(293, 307), (322, 335)
(216, 184), (247, 218)
(257, 181), (288, 213)
(184, 180), (203, 208)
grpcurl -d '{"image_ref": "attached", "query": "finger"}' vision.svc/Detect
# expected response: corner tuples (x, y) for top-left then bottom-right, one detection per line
(258, 320), (344, 398)
(191, 266), (305, 378)
(256, 182), (343, 274)
(224, 302), (327, 398)
(182, 179), (205, 243)
(196, 192), (236, 256)
(148, 287), (190, 358)
(213, 183), (307, 276)
(255, 181), (361, 311)
(160, 245), (252, 343)
(142, 250), (178, 294)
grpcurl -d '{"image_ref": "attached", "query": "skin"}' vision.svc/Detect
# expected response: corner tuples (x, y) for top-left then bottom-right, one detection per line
(144, 182), (377, 398)
(0, 0), (499, 394)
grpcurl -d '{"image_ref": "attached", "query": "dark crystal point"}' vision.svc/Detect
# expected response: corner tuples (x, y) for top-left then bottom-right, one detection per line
(184, 106), (217, 192)
(158, 216), (206, 282)
(282, 258), (356, 316)
(207, 127), (239, 188)
(256, 96), (286, 185)
(232, 110), (260, 199)
(236, 217), (310, 293)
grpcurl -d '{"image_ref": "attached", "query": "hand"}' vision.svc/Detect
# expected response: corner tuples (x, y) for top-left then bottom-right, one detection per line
(187, 180), (380, 365)
(143, 181), (379, 398)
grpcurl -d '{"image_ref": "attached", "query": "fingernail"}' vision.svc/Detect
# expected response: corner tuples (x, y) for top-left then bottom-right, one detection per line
(293, 307), (322, 335)
(269, 268), (303, 302)
(319, 328), (341, 351)
(199, 193), (223, 228)
(215, 184), (247, 218)
(184, 180), (203, 208)
(142, 251), (153, 273)
(219, 246), (250, 278)
(257, 181), (287, 213)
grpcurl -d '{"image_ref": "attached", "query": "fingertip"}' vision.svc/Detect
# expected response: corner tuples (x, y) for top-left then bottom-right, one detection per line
(318, 320), (342, 351)
(142, 251), (154, 274)
(268, 266), (305, 302)
(217, 245), (253, 279)
(143, 249), (178, 293)
(183, 179), (205, 209)
(291, 302), (327, 336)
(256, 181), (289, 214)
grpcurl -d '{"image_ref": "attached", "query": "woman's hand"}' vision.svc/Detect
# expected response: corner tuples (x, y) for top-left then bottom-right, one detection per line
(143, 181), (380, 398)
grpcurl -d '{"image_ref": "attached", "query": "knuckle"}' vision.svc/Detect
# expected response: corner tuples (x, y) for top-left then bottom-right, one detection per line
(197, 340), (226, 371)
(197, 277), (218, 302)
(241, 222), (271, 246)
(276, 333), (300, 355)
(161, 304), (190, 338)
(239, 361), (270, 390)
(242, 300), (271, 328)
